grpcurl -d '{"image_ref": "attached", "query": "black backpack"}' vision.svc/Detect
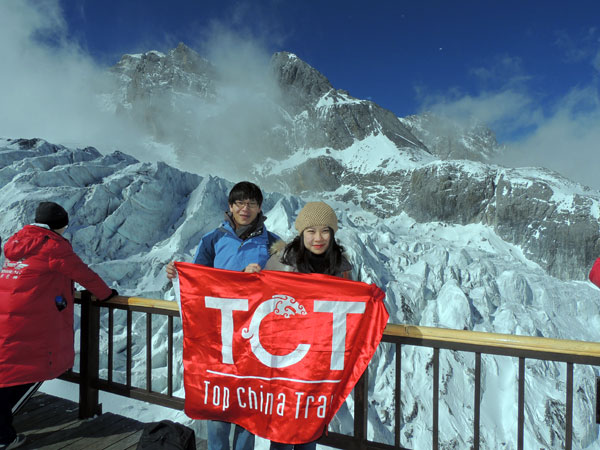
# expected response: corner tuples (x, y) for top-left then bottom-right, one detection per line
(137, 420), (196, 450)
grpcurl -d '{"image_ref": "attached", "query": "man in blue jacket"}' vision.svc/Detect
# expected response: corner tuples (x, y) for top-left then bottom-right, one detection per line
(166, 181), (279, 450)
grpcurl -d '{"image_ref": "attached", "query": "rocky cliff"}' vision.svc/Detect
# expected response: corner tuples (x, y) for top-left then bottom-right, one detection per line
(76, 44), (600, 281)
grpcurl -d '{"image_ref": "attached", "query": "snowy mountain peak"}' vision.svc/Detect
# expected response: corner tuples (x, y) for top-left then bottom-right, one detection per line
(110, 43), (217, 107)
(270, 51), (334, 104)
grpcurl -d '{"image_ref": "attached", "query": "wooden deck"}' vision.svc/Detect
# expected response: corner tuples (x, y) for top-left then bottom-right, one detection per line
(13, 392), (207, 449)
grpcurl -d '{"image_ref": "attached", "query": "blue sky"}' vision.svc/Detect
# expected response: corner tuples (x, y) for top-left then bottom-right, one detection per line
(1, 0), (600, 189)
(57, 0), (600, 137)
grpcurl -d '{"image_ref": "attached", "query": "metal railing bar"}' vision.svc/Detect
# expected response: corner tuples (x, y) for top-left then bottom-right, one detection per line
(105, 296), (180, 312)
(146, 313), (152, 392)
(60, 370), (78, 384)
(566, 362), (573, 450)
(433, 348), (439, 450)
(385, 324), (600, 360)
(597, 377), (600, 425)
(78, 292), (101, 418)
(318, 432), (360, 450)
(126, 309), (132, 388)
(168, 315), (174, 397)
(384, 336), (600, 366)
(108, 308), (114, 383)
(319, 432), (413, 450)
(356, 370), (368, 447)
(77, 293), (600, 359)
(395, 343), (401, 449)
(517, 357), (525, 450)
(101, 302), (180, 316)
(95, 379), (184, 410)
(84, 295), (600, 359)
(70, 292), (600, 450)
(474, 352), (481, 450)
(320, 432), (412, 450)
(76, 298), (178, 317)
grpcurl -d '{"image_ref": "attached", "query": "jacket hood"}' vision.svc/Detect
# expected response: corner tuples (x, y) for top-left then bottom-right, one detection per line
(269, 239), (353, 274)
(4, 225), (63, 261)
(269, 239), (287, 256)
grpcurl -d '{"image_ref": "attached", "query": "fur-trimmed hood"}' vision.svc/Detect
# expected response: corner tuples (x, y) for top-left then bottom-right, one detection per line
(268, 239), (287, 257)
(265, 239), (353, 277)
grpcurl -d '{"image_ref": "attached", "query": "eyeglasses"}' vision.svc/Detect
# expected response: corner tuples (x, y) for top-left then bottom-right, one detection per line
(233, 200), (260, 209)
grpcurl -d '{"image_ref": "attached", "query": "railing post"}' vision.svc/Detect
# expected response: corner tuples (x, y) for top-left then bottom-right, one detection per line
(79, 290), (102, 419)
(517, 357), (525, 450)
(395, 344), (402, 449)
(596, 376), (600, 425)
(474, 352), (481, 450)
(566, 362), (573, 450)
(433, 348), (439, 450)
(354, 370), (368, 449)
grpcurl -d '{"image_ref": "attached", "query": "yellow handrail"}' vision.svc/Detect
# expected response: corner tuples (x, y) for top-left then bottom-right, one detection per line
(84, 293), (600, 359)
(90, 294), (180, 312)
(386, 323), (600, 358)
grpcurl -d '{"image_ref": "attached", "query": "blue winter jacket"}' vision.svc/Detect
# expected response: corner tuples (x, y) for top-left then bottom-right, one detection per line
(192, 219), (279, 271)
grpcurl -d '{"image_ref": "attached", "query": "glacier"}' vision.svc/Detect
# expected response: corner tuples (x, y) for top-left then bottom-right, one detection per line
(2, 136), (600, 449)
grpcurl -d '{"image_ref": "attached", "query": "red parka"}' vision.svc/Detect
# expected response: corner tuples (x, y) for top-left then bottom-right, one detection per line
(0, 225), (112, 388)
(590, 258), (600, 288)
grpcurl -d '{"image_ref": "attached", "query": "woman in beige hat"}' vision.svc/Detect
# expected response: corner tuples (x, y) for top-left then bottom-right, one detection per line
(267, 201), (352, 450)
(266, 201), (352, 280)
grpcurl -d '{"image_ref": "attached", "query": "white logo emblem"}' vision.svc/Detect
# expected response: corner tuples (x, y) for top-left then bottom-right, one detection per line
(0, 261), (29, 279)
(205, 295), (366, 370)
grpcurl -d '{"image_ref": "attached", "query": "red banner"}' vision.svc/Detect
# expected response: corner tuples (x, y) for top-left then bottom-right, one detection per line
(176, 262), (388, 444)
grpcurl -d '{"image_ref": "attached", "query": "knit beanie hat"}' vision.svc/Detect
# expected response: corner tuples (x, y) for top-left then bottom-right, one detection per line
(294, 201), (338, 233)
(35, 202), (69, 230)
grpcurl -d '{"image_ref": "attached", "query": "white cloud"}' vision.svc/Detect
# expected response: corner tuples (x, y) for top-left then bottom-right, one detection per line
(469, 55), (528, 86)
(0, 0), (154, 159)
(555, 27), (600, 67)
(593, 50), (600, 73)
(0, 0), (287, 177)
(422, 89), (543, 135)
(499, 85), (600, 191)
(417, 50), (600, 191)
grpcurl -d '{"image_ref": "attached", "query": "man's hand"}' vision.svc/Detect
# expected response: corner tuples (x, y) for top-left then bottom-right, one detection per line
(243, 263), (262, 273)
(166, 261), (178, 279)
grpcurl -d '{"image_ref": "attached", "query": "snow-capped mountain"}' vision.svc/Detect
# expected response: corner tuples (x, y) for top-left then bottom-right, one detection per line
(106, 44), (600, 281)
(2, 44), (600, 449)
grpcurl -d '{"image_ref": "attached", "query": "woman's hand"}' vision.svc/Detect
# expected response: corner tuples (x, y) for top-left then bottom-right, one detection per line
(166, 261), (178, 279)
(243, 263), (262, 273)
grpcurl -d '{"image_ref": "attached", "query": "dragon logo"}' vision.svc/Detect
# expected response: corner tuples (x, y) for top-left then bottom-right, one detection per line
(273, 294), (307, 318)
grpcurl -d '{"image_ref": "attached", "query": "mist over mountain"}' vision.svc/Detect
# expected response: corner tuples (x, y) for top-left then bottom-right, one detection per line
(96, 43), (600, 281)
(2, 43), (600, 449)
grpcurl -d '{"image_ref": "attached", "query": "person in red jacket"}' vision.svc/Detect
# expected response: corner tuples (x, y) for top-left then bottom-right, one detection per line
(0, 202), (117, 449)
(589, 258), (600, 288)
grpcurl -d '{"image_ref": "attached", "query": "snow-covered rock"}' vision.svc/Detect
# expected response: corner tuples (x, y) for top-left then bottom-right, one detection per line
(2, 136), (600, 449)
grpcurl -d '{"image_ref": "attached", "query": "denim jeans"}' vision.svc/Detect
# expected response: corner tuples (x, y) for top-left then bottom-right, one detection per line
(207, 420), (255, 450)
(269, 441), (317, 450)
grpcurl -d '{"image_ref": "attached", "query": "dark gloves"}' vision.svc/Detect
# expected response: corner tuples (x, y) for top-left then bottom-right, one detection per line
(101, 289), (119, 302)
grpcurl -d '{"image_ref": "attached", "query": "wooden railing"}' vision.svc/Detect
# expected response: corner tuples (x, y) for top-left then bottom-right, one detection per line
(61, 292), (183, 416)
(63, 292), (600, 450)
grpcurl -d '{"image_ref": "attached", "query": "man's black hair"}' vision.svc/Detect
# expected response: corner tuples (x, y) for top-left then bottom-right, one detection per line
(228, 181), (263, 206)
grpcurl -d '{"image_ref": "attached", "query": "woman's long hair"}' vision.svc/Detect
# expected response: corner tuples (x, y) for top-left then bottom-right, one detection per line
(281, 227), (344, 275)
